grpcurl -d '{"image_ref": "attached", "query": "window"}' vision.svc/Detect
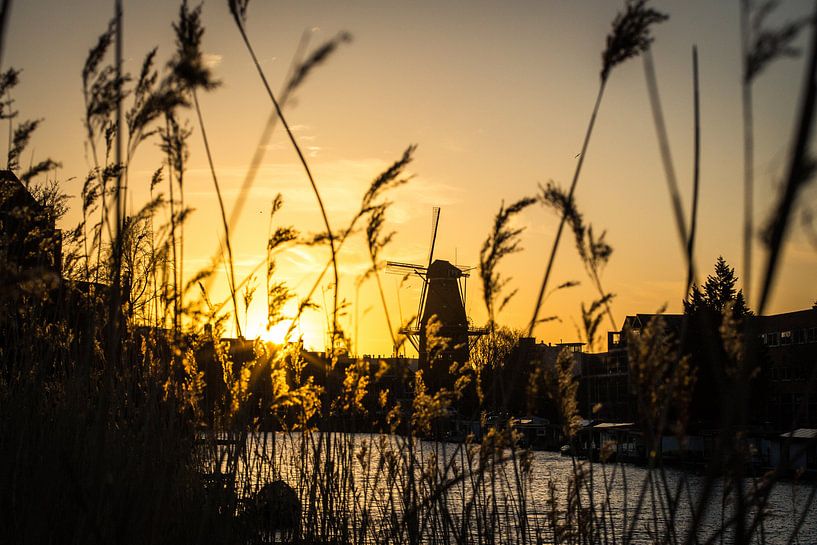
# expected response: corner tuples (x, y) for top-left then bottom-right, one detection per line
(808, 327), (817, 343)
(794, 329), (806, 344)
(767, 332), (779, 347)
(781, 330), (792, 345)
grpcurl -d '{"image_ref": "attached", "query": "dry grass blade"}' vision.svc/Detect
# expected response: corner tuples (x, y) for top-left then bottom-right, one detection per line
(539, 181), (616, 329)
(0, 67), (19, 120)
(480, 196), (536, 324)
(601, 0), (668, 82)
(168, 1), (241, 335)
(264, 200), (298, 332)
(361, 144), (416, 213)
(8, 118), (40, 171)
(20, 159), (60, 186)
(758, 4), (817, 314)
(741, 0), (809, 306)
(191, 90), (242, 336)
(229, 8), (342, 352)
(745, 0), (809, 84)
(228, 0), (250, 28)
(286, 31), (352, 96)
(225, 30), (310, 237)
(222, 29), (350, 245)
(741, 1), (756, 307)
(280, 145), (416, 347)
(687, 45), (701, 299)
(82, 19), (115, 95)
(0, 0), (11, 70)
(529, 1), (665, 337)
(643, 49), (688, 247)
(582, 293), (615, 349)
(171, 0), (220, 92)
(543, 348), (582, 441)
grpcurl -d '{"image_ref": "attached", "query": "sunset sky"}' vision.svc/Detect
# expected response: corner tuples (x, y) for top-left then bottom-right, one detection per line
(5, 0), (816, 354)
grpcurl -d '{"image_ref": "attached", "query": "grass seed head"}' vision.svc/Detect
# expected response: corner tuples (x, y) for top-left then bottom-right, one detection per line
(601, 0), (668, 82)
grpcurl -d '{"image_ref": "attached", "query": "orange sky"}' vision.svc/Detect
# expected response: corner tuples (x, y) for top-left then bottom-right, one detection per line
(5, 0), (817, 354)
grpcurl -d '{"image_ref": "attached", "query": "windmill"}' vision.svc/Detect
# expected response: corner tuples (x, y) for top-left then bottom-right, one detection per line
(386, 207), (485, 390)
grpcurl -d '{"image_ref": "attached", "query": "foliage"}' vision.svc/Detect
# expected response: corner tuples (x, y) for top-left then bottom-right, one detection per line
(469, 326), (521, 405)
(1, 2), (816, 545)
(687, 256), (751, 318)
(542, 348), (582, 441)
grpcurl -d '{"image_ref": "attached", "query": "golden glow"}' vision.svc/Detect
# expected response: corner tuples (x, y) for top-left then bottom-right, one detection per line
(10, 2), (816, 355)
(258, 319), (299, 346)
(243, 298), (325, 349)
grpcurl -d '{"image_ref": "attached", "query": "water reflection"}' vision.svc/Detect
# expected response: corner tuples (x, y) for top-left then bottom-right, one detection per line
(226, 432), (817, 544)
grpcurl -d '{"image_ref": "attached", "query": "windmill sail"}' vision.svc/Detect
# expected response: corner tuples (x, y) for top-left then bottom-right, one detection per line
(416, 207), (440, 330)
(385, 206), (486, 391)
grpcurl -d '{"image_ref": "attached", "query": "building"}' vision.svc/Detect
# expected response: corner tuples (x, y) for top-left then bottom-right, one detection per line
(582, 310), (817, 430)
(418, 260), (472, 392)
(0, 170), (61, 280)
(756, 308), (817, 429)
(580, 314), (683, 423)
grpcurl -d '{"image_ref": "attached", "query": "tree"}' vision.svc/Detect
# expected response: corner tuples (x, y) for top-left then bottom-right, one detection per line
(469, 327), (522, 411)
(683, 257), (763, 429)
(686, 256), (751, 318)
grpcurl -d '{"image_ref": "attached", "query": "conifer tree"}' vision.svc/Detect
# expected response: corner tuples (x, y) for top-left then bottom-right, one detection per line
(683, 257), (756, 428)
(687, 256), (751, 318)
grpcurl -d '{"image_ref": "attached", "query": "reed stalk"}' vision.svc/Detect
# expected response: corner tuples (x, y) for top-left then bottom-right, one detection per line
(229, 10), (340, 351)
(740, 0), (755, 306)
(527, 82), (605, 337)
(191, 88), (242, 338)
(758, 4), (817, 315)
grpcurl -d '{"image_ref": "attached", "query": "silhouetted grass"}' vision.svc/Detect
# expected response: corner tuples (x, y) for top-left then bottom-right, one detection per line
(1, 1), (816, 545)
(528, 0), (667, 338)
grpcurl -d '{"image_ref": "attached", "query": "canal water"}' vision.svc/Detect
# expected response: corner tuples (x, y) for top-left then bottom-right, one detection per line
(225, 432), (817, 544)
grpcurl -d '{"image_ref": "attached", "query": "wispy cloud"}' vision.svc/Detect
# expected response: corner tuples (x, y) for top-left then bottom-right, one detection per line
(203, 53), (223, 68)
(184, 157), (461, 222)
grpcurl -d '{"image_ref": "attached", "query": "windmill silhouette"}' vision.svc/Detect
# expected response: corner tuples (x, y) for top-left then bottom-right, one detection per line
(386, 207), (485, 390)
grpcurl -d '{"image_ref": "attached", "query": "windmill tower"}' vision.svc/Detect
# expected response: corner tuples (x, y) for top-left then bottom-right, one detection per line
(386, 207), (485, 391)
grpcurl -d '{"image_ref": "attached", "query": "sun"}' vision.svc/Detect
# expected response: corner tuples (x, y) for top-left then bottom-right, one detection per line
(258, 319), (299, 346)
(244, 300), (324, 350)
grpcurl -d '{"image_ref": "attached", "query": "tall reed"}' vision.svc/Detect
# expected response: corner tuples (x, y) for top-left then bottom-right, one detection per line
(528, 0), (667, 337)
(1, 2), (816, 545)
